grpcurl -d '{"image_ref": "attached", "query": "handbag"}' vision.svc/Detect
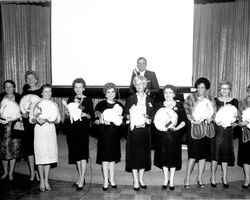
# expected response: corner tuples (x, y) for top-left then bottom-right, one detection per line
(11, 120), (25, 139)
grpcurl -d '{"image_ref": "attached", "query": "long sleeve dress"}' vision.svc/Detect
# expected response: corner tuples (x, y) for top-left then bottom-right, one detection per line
(21, 88), (41, 157)
(154, 101), (187, 170)
(211, 98), (238, 166)
(95, 100), (124, 164)
(184, 93), (215, 161)
(0, 93), (22, 160)
(66, 96), (94, 164)
(124, 93), (155, 172)
(34, 101), (60, 165)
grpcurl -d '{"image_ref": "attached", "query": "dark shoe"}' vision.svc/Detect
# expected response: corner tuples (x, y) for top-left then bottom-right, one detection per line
(133, 186), (140, 191)
(71, 183), (78, 188)
(76, 186), (83, 191)
(197, 180), (205, 188)
(222, 178), (229, 188)
(169, 186), (175, 191)
(184, 185), (190, 190)
(102, 186), (108, 191)
(242, 184), (250, 189)
(139, 182), (147, 189)
(162, 185), (168, 190)
(211, 182), (217, 188)
(108, 180), (117, 189)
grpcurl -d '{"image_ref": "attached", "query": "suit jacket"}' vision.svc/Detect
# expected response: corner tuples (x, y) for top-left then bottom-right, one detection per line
(124, 94), (155, 122)
(129, 69), (160, 96)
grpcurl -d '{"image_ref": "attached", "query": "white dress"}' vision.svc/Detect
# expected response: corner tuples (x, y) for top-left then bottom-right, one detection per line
(34, 122), (58, 165)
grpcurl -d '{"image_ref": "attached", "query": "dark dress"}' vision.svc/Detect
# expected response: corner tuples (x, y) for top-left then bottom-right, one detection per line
(184, 94), (215, 161)
(124, 94), (155, 172)
(95, 100), (123, 164)
(211, 98), (238, 166)
(21, 88), (41, 156)
(0, 93), (22, 160)
(237, 98), (250, 166)
(66, 96), (93, 164)
(154, 101), (187, 170)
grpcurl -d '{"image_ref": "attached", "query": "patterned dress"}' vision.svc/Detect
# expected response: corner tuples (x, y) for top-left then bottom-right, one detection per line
(0, 93), (22, 160)
(184, 93), (215, 161)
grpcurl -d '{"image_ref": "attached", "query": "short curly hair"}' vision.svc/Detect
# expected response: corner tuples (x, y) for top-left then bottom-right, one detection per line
(219, 80), (232, 91)
(72, 78), (86, 89)
(194, 77), (210, 90)
(133, 75), (148, 88)
(103, 82), (117, 95)
(3, 80), (16, 89)
(25, 70), (39, 82)
(163, 84), (177, 95)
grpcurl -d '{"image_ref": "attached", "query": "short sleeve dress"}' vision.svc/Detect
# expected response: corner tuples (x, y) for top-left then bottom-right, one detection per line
(95, 100), (124, 164)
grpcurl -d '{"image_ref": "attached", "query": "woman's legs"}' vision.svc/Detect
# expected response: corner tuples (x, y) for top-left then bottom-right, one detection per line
(198, 159), (205, 184)
(1, 160), (8, 179)
(109, 162), (115, 185)
(76, 161), (81, 185)
(9, 159), (16, 180)
(132, 169), (139, 188)
(221, 162), (228, 184)
(78, 160), (86, 187)
(211, 160), (217, 184)
(162, 167), (169, 186)
(184, 158), (195, 186)
(27, 155), (35, 180)
(102, 161), (109, 188)
(243, 164), (250, 186)
(169, 167), (176, 187)
(44, 165), (51, 190)
(38, 165), (44, 190)
(139, 168), (145, 186)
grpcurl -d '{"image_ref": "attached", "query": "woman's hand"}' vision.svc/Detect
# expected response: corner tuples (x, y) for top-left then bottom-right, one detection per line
(144, 114), (151, 124)
(37, 118), (46, 125)
(239, 121), (249, 127)
(81, 112), (90, 119)
(0, 119), (8, 125)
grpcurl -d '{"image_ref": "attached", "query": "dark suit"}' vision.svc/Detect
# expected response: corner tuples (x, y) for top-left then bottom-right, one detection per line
(129, 69), (160, 97)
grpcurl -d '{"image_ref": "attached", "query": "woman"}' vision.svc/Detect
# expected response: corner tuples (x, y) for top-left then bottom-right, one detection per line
(66, 78), (93, 190)
(211, 80), (238, 188)
(237, 84), (250, 189)
(33, 84), (60, 191)
(0, 80), (22, 181)
(124, 75), (155, 191)
(154, 85), (187, 190)
(22, 70), (41, 182)
(184, 77), (215, 189)
(94, 83), (123, 191)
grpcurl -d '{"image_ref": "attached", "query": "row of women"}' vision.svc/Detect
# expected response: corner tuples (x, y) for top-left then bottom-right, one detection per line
(0, 72), (250, 193)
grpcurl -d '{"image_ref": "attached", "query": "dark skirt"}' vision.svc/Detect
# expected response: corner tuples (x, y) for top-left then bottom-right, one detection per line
(125, 126), (151, 172)
(237, 130), (250, 166)
(22, 117), (35, 156)
(211, 125), (235, 166)
(66, 120), (89, 164)
(187, 134), (212, 161)
(154, 130), (182, 170)
(96, 125), (121, 164)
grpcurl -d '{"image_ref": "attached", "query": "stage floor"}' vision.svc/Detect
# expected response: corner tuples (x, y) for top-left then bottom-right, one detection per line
(15, 133), (244, 186)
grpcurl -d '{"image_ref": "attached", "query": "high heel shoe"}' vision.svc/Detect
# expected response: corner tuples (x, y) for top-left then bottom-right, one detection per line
(197, 180), (205, 188)
(210, 178), (217, 188)
(139, 182), (147, 189)
(102, 186), (108, 191)
(162, 185), (168, 190)
(222, 178), (229, 188)
(184, 179), (190, 190)
(242, 184), (250, 189)
(108, 180), (117, 189)
(133, 186), (140, 191)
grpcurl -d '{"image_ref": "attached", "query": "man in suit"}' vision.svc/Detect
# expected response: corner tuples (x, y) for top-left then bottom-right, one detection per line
(129, 57), (160, 97)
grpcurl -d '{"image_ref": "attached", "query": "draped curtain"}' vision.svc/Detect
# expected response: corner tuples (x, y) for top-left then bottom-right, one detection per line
(193, 0), (250, 99)
(0, 2), (51, 93)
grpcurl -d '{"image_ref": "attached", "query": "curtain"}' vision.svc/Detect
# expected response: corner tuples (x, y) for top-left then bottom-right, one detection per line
(193, 0), (250, 99)
(0, 3), (51, 93)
